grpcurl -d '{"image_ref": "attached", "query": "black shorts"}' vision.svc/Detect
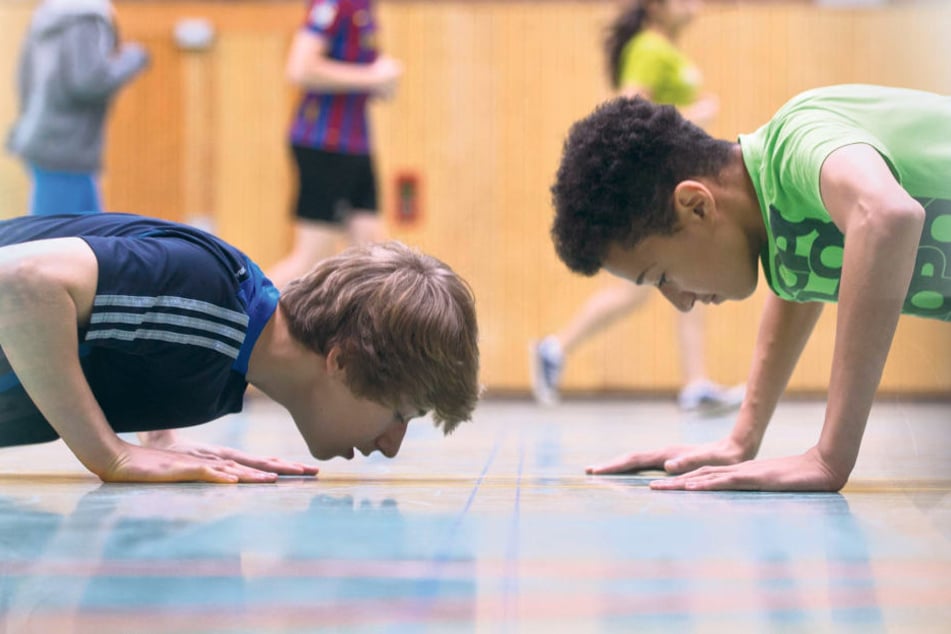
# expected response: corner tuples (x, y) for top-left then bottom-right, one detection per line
(291, 145), (378, 224)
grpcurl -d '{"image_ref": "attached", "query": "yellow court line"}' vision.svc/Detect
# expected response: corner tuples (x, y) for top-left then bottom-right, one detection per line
(0, 473), (99, 484)
(309, 475), (951, 493)
(315, 475), (652, 489)
(842, 480), (951, 493)
(0, 473), (946, 493)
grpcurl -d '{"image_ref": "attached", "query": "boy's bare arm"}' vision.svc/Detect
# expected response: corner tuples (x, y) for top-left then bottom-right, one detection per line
(0, 238), (291, 483)
(815, 144), (925, 480)
(726, 295), (823, 459)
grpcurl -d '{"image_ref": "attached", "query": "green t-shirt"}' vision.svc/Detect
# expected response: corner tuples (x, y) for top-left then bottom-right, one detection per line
(739, 84), (951, 322)
(617, 30), (700, 106)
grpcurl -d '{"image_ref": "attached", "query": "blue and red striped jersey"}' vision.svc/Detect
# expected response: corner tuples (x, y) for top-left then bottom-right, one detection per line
(289, 0), (379, 155)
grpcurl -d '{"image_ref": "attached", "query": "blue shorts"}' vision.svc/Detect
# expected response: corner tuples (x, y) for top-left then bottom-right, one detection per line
(30, 165), (102, 216)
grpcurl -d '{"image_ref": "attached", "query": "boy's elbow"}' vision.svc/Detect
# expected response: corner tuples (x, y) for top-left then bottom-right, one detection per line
(285, 56), (317, 86)
(857, 198), (925, 241)
(882, 198), (926, 228)
(285, 63), (303, 85)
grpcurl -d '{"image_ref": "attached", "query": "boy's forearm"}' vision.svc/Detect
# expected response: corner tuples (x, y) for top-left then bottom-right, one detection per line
(729, 295), (823, 455)
(290, 58), (380, 92)
(816, 207), (924, 481)
(286, 31), (383, 93)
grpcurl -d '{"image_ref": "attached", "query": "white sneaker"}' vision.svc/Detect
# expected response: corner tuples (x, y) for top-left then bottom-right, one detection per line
(530, 336), (564, 406)
(678, 380), (745, 416)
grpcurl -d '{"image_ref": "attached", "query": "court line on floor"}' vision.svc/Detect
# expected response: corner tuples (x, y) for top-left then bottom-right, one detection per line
(502, 438), (525, 628)
(5, 557), (947, 581)
(394, 428), (507, 630)
(1, 474), (944, 493)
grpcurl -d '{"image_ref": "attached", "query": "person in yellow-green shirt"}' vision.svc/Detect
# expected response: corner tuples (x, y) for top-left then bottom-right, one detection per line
(552, 84), (950, 492)
(532, 0), (740, 413)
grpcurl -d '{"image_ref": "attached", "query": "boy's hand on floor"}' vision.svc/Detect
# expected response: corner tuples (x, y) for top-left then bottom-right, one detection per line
(585, 437), (750, 476)
(158, 438), (320, 478)
(648, 447), (846, 492)
(97, 438), (318, 483)
(98, 441), (281, 483)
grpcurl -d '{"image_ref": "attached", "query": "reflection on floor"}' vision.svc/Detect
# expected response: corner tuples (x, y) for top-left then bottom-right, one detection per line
(1, 396), (949, 632)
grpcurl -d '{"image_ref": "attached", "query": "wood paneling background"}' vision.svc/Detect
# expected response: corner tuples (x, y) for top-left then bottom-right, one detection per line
(1, 0), (949, 394)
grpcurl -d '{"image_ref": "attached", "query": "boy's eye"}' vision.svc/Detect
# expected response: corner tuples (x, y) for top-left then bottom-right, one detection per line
(395, 409), (427, 424)
(656, 273), (667, 288)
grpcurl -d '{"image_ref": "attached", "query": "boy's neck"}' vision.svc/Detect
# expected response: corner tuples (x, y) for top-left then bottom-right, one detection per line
(246, 307), (322, 407)
(719, 144), (768, 254)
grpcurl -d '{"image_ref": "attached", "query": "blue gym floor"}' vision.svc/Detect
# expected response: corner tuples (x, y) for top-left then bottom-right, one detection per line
(1, 396), (949, 632)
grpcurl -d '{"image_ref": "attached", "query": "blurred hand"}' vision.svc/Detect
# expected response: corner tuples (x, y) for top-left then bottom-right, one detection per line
(684, 93), (719, 128)
(120, 42), (150, 70)
(371, 55), (403, 99)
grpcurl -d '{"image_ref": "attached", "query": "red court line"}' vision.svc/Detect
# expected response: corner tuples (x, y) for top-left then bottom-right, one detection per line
(3, 557), (950, 581)
(3, 585), (949, 632)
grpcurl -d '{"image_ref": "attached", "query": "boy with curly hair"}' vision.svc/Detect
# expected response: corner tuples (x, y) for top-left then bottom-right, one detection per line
(551, 85), (950, 492)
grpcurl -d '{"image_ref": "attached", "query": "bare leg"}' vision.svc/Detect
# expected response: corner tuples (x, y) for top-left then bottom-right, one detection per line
(674, 305), (746, 413)
(346, 210), (385, 246)
(676, 305), (708, 385)
(555, 279), (651, 355)
(266, 219), (342, 290)
(532, 280), (650, 405)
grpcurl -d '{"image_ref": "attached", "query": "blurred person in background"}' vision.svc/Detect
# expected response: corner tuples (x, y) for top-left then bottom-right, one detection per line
(7, 0), (149, 216)
(267, 0), (402, 289)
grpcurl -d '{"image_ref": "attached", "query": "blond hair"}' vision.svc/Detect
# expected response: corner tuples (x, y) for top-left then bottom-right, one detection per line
(279, 241), (480, 432)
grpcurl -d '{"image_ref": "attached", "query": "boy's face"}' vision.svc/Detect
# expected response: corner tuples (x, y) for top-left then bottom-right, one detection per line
(295, 357), (422, 461)
(602, 206), (758, 311)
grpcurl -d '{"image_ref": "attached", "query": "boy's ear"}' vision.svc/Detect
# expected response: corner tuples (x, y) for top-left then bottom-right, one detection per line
(673, 180), (714, 222)
(325, 346), (344, 375)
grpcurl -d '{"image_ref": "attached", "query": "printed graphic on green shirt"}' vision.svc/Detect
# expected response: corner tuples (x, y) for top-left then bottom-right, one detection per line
(768, 205), (844, 303)
(908, 197), (951, 321)
(768, 197), (951, 321)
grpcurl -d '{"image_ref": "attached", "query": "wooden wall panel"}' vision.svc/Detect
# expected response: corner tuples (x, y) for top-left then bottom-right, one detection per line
(211, 32), (296, 266)
(103, 31), (186, 222)
(0, 0), (948, 394)
(0, 3), (34, 220)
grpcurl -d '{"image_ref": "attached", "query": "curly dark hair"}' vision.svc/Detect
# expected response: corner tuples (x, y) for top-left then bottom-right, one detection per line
(550, 96), (733, 275)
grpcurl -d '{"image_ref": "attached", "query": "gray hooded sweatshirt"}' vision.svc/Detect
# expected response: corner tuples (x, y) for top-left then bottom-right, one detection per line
(6, 0), (148, 172)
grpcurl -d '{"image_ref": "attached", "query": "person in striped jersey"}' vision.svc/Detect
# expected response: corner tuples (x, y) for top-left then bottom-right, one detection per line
(266, 0), (402, 290)
(0, 213), (479, 483)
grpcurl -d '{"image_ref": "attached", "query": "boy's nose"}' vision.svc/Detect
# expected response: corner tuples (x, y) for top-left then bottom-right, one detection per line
(375, 420), (408, 458)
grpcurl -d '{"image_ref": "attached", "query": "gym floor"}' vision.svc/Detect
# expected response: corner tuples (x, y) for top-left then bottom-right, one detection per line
(2, 396), (949, 632)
